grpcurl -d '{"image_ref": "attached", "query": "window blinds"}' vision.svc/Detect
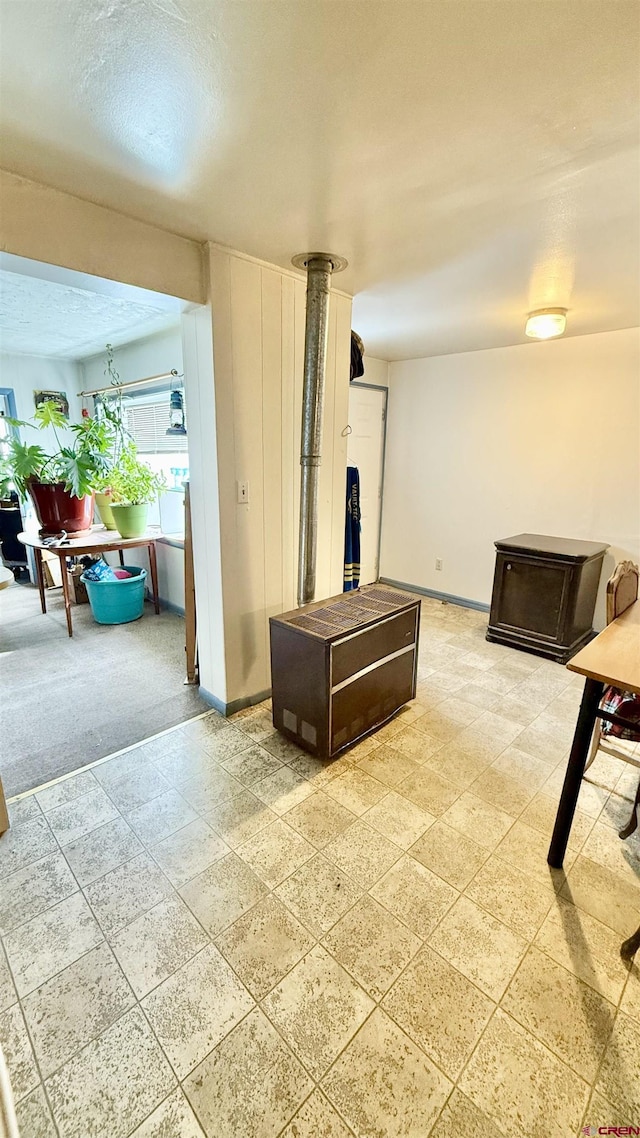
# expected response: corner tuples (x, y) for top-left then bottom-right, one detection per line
(124, 396), (187, 455)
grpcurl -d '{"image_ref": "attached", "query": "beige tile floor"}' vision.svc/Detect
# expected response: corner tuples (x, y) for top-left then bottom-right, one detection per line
(1, 598), (639, 1137)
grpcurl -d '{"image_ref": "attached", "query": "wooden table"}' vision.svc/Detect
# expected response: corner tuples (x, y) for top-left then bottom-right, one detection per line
(18, 527), (160, 637)
(548, 601), (640, 961)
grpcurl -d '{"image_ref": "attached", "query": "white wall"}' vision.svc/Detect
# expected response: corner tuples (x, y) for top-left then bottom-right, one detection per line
(0, 350), (81, 453)
(381, 328), (640, 629)
(79, 326), (183, 393)
(206, 245), (352, 708)
(361, 356), (389, 387)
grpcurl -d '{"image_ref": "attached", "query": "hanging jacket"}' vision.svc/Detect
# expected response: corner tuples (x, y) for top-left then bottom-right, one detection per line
(344, 465), (361, 591)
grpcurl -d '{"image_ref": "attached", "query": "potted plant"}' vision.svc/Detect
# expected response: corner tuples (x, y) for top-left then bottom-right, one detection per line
(108, 443), (166, 538)
(94, 481), (117, 530)
(7, 401), (114, 536)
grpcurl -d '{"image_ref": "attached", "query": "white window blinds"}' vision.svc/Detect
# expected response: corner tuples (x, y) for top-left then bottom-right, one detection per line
(124, 395), (187, 455)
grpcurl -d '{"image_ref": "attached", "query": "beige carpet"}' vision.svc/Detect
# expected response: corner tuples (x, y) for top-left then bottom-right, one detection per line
(0, 582), (207, 796)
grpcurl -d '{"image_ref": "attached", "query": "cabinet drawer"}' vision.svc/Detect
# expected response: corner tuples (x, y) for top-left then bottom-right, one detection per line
(331, 607), (418, 687)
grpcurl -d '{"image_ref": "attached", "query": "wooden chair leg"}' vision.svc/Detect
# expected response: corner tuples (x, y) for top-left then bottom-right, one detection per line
(619, 778), (640, 841)
(583, 724), (600, 773)
(621, 924), (640, 960)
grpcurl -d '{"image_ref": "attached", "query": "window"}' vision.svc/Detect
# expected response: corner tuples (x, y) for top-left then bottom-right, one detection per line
(0, 409), (10, 459)
(123, 391), (189, 536)
(124, 393), (188, 456)
(0, 392), (15, 478)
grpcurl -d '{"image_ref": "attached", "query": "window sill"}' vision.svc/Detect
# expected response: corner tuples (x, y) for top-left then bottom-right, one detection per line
(157, 534), (185, 551)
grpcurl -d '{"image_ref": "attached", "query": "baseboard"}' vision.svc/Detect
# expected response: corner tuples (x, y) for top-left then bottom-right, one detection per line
(159, 598), (186, 617)
(143, 589), (185, 617)
(198, 688), (227, 715)
(199, 686), (272, 718)
(379, 577), (490, 614)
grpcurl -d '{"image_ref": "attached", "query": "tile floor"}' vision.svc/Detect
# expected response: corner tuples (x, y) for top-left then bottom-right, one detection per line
(1, 598), (639, 1137)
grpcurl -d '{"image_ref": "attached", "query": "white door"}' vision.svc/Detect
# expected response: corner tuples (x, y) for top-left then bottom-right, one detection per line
(347, 384), (387, 586)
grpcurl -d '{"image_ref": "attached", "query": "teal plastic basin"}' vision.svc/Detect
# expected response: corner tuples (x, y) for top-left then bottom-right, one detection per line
(81, 565), (147, 625)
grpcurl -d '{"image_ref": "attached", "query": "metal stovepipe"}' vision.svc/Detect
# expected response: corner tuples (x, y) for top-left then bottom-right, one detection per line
(292, 251), (347, 607)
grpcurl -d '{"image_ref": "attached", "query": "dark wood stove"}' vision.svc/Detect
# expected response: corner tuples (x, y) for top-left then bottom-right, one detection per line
(270, 584), (420, 759)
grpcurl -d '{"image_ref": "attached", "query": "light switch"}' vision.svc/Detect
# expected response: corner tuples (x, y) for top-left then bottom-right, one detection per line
(237, 480), (249, 504)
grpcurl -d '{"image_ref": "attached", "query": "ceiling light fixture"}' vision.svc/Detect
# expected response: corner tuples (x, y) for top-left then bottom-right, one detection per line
(525, 308), (567, 340)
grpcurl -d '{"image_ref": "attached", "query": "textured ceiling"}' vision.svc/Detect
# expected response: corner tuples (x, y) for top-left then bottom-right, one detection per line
(0, 0), (638, 359)
(0, 271), (179, 358)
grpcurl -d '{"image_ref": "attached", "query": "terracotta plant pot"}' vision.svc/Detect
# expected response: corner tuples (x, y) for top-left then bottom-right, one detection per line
(27, 480), (94, 537)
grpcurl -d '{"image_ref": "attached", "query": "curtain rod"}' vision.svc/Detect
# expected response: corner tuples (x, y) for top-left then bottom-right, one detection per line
(78, 370), (181, 398)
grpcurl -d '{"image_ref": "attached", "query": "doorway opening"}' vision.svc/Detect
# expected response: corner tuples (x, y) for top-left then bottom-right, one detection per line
(347, 382), (388, 586)
(0, 253), (210, 796)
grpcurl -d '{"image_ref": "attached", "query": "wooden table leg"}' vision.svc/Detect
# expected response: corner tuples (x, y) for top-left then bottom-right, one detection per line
(184, 483), (198, 684)
(34, 547), (47, 614)
(0, 778), (9, 835)
(548, 677), (604, 868)
(148, 543), (160, 614)
(60, 555), (73, 637)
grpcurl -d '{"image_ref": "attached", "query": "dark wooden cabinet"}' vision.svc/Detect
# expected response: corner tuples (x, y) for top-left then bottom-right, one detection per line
(486, 534), (608, 663)
(270, 584), (420, 758)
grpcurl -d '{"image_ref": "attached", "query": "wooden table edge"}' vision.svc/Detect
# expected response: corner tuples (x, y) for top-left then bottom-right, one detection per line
(566, 601), (640, 696)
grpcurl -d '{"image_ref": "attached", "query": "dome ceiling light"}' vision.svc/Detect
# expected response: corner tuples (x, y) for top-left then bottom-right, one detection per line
(525, 308), (568, 340)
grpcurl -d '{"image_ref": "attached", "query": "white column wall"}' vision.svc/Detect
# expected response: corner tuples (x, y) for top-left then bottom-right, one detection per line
(207, 245), (352, 708)
(181, 303), (227, 704)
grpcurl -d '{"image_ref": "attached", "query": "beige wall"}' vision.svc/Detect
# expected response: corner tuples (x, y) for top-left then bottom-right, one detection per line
(381, 328), (640, 629)
(207, 245), (352, 707)
(361, 356), (389, 387)
(0, 170), (205, 304)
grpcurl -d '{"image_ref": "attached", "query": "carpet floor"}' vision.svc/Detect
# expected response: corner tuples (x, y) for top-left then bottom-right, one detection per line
(0, 581), (208, 796)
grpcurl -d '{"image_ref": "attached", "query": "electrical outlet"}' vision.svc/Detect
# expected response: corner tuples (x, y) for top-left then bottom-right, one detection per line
(435, 558), (443, 571)
(237, 480), (249, 504)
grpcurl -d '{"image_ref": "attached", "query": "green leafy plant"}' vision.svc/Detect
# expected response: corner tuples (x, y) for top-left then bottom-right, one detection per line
(108, 443), (166, 506)
(7, 400), (115, 499)
(104, 343), (120, 387)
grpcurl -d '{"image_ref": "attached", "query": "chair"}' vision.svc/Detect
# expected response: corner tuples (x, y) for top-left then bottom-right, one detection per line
(583, 561), (640, 838)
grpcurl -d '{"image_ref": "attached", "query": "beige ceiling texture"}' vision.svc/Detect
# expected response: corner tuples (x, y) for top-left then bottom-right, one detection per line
(0, 0), (638, 360)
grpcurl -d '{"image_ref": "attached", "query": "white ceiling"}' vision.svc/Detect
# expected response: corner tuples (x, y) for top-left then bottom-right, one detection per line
(0, 0), (638, 360)
(0, 268), (180, 358)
